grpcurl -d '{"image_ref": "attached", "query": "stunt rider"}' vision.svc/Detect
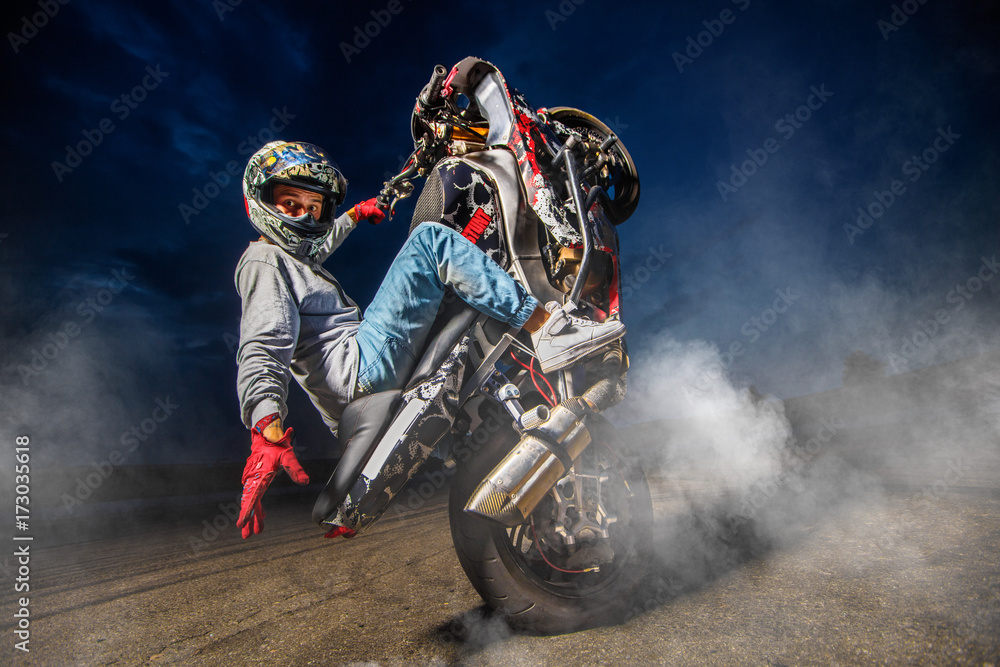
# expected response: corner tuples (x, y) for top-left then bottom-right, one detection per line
(234, 140), (625, 539)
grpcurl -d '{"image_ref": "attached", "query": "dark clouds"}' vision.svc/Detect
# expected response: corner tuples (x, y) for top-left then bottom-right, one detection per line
(1, 0), (998, 463)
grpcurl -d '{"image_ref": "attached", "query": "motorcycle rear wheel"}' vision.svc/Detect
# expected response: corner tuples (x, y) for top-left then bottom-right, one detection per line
(547, 106), (641, 225)
(448, 414), (654, 634)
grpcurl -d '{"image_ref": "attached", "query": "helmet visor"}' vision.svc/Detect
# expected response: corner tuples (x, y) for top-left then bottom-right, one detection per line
(261, 178), (337, 237)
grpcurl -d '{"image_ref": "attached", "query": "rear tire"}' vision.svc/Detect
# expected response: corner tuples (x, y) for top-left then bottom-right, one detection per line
(448, 415), (653, 634)
(547, 107), (641, 224)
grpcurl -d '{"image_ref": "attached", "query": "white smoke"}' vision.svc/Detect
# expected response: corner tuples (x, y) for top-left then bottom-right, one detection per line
(604, 314), (1000, 619)
(613, 335), (789, 486)
(607, 334), (882, 591)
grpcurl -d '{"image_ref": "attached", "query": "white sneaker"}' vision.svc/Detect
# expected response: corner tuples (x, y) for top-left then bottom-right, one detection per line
(530, 302), (625, 373)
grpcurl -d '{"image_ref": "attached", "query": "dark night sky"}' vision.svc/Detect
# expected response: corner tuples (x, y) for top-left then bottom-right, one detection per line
(1, 0), (997, 466)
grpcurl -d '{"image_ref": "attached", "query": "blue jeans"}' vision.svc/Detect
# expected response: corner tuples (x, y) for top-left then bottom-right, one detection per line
(354, 222), (539, 394)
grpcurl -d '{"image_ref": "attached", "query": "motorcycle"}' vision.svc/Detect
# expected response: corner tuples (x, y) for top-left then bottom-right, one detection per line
(311, 57), (652, 634)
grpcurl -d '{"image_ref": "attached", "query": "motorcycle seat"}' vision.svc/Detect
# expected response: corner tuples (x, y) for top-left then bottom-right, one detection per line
(311, 389), (403, 523)
(313, 294), (480, 525)
(406, 296), (479, 389)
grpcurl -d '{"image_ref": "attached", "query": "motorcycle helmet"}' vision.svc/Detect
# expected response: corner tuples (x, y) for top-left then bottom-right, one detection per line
(243, 141), (348, 260)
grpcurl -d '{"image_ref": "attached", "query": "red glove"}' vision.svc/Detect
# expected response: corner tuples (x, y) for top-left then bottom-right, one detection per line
(353, 198), (386, 225)
(237, 418), (309, 539)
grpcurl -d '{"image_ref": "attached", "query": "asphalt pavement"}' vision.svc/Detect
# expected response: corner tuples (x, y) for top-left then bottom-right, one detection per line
(3, 448), (999, 666)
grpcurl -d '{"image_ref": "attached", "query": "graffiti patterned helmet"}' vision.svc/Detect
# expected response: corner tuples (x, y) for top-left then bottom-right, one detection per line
(243, 141), (348, 260)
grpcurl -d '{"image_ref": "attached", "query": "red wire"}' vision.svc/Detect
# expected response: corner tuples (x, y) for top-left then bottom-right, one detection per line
(502, 354), (586, 575)
(529, 517), (589, 574)
(532, 357), (558, 407)
(510, 350), (557, 407)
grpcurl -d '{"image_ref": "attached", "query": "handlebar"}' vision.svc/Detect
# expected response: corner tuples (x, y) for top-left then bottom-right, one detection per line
(376, 64), (452, 219)
(376, 152), (419, 218)
(418, 64), (449, 108)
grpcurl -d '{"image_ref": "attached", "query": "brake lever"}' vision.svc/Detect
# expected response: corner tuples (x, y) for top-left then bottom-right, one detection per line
(385, 181), (415, 219)
(377, 153), (421, 220)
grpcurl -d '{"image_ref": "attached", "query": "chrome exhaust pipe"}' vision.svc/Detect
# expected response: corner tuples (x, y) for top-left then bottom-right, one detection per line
(464, 397), (594, 526)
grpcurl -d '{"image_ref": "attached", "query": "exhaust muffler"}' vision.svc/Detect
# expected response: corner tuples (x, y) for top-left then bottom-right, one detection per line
(464, 397), (594, 526)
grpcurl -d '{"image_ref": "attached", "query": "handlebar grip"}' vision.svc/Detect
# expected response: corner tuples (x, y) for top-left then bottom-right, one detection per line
(419, 64), (449, 107)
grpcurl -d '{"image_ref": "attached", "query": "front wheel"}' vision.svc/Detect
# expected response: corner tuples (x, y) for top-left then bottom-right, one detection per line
(449, 415), (654, 634)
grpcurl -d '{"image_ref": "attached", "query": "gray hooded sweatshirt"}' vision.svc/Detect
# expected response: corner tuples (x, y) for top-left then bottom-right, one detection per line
(235, 212), (360, 435)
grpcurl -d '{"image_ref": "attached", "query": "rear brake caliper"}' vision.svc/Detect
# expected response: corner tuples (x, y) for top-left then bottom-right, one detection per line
(550, 459), (617, 551)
